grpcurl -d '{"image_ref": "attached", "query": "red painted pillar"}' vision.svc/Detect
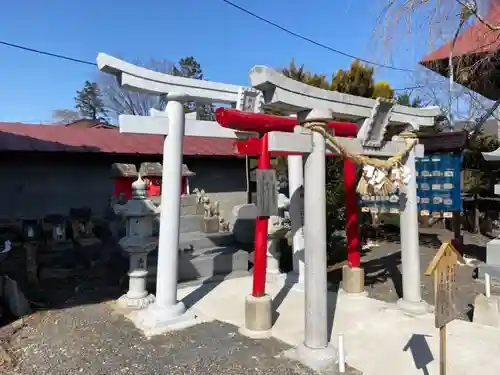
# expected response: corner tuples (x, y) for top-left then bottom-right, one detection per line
(344, 153), (360, 268)
(252, 134), (271, 297)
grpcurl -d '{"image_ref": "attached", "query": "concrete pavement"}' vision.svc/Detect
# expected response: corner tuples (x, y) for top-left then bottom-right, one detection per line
(123, 276), (500, 375)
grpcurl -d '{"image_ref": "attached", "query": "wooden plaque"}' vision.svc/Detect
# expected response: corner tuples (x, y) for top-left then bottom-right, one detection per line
(256, 169), (278, 217)
(425, 242), (464, 329)
(434, 258), (457, 328)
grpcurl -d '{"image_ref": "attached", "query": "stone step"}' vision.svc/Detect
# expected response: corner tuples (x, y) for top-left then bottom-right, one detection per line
(180, 215), (203, 234)
(147, 245), (249, 283)
(179, 232), (234, 252)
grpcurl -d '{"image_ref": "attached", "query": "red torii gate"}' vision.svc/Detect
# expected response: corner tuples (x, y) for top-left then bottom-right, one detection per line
(216, 108), (361, 297)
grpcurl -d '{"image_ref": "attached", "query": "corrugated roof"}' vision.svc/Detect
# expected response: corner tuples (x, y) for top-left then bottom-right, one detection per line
(420, 5), (500, 63)
(0, 122), (238, 156)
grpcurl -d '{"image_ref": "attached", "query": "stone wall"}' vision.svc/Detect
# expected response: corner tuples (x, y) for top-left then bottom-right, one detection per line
(0, 155), (248, 221)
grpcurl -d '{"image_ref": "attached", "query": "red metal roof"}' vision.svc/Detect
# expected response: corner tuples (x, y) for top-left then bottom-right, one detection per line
(420, 5), (500, 63)
(0, 122), (238, 156)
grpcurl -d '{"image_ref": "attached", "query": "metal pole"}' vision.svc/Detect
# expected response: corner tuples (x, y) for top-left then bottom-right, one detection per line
(155, 99), (186, 315)
(288, 154), (305, 284)
(304, 122), (328, 349)
(252, 134), (271, 297)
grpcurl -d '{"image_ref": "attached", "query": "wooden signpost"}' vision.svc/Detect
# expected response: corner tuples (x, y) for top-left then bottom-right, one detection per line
(424, 242), (465, 375)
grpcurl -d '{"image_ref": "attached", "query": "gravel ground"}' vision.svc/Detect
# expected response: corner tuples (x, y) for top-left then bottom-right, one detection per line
(0, 227), (491, 374)
(2, 303), (320, 375)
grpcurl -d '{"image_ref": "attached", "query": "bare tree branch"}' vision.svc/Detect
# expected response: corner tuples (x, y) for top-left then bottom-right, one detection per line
(97, 57), (174, 121)
(51, 109), (82, 125)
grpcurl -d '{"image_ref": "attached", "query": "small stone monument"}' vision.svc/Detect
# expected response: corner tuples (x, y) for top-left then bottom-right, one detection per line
(43, 214), (72, 251)
(115, 173), (159, 310)
(22, 219), (41, 284)
(70, 208), (101, 248)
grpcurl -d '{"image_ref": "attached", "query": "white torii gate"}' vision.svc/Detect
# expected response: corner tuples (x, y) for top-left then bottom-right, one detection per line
(98, 54), (262, 329)
(98, 54), (441, 339)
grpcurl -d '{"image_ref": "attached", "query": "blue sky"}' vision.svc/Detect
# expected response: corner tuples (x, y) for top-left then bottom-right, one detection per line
(0, 0), (437, 123)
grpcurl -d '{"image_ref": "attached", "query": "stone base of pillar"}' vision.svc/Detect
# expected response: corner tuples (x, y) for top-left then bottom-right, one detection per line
(397, 298), (432, 315)
(117, 293), (155, 310)
(342, 265), (366, 295)
(133, 301), (198, 334)
(282, 343), (338, 374)
(238, 294), (272, 339)
(201, 216), (219, 233)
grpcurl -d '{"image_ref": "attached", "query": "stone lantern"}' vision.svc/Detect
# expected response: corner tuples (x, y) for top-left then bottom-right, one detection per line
(115, 171), (159, 310)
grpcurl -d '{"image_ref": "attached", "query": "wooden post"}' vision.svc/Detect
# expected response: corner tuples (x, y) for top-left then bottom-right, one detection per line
(440, 326), (447, 375)
(425, 242), (465, 375)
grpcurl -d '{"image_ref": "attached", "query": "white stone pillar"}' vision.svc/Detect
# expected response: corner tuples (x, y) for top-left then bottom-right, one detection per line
(397, 145), (428, 314)
(141, 97), (195, 327)
(287, 155), (305, 288)
(285, 109), (337, 372)
(304, 125), (328, 350)
(266, 237), (281, 276)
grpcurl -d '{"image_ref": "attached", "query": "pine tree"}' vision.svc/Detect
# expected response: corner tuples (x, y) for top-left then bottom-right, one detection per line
(75, 81), (108, 122)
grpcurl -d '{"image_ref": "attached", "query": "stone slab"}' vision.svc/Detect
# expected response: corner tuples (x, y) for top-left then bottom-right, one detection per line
(179, 231), (234, 252)
(473, 294), (500, 328)
(180, 215), (203, 234)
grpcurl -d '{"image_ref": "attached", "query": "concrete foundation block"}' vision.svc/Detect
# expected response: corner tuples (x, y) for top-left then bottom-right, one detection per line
(231, 204), (259, 244)
(342, 265), (365, 294)
(238, 294), (272, 339)
(473, 294), (500, 328)
(478, 264), (500, 283)
(486, 238), (500, 266)
(148, 246), (249, 283)
(201, 216), (219, 234)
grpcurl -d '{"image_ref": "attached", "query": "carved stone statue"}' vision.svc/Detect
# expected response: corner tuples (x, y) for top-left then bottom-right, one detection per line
(219, 216), (230, 232)
(193, 188), (206, 204)
(202, 195), (220, 218)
